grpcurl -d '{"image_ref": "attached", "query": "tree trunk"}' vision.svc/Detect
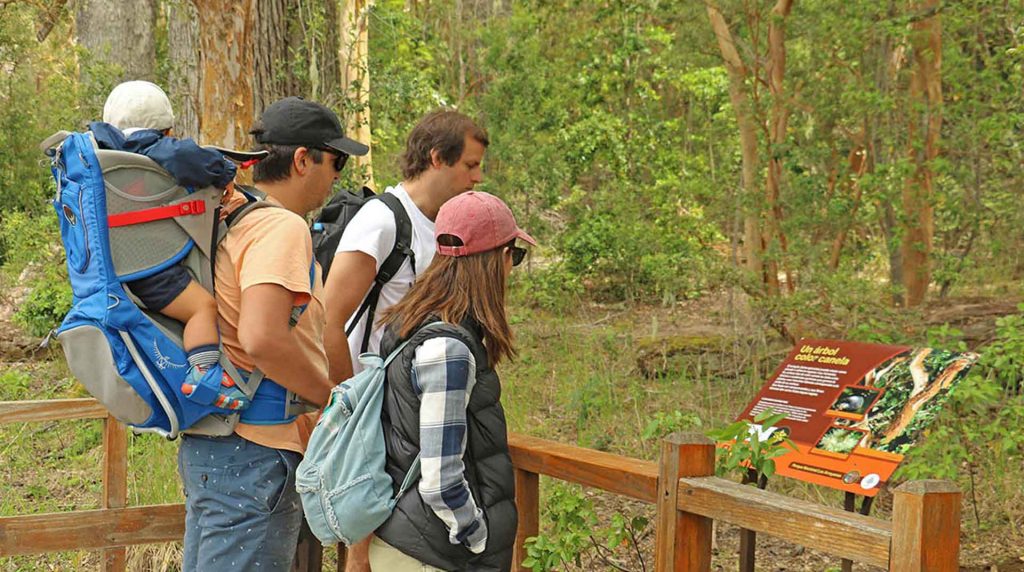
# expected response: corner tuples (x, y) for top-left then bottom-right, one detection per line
(901, 0), (942, 307)
(75, 0), (157, 82)
(828, 133), (868, 270)
(193, 0), (256, 149)
(764, 0), (794, 294)
(874, 0), (904, 306)
(707, 3), (762, 281)
(167, 0), (201, 139)
(319, 0), (342, 104)
(340, 0), (374, 188)
(253, 0), (300, 117)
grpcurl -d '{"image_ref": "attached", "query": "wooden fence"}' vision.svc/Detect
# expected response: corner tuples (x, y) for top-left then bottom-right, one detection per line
(0, 398), (961, 571)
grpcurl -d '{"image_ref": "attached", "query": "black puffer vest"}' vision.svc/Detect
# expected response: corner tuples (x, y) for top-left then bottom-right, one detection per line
(376, 320), (517, 572)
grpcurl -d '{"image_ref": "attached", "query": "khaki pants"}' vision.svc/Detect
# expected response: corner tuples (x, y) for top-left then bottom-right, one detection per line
(368, 535), (444, 572)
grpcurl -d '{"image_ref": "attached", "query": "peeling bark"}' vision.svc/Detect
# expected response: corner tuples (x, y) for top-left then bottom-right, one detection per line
(193, 0), (256, 149)
(880, 355), (971, 445)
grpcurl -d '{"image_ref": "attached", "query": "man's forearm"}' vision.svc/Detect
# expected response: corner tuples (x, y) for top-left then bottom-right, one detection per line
(325, 324), (354, 383)
(248, 335), (334, 407)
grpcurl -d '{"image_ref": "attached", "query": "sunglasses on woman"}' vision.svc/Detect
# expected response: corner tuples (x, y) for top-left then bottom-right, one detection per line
(507, 243), (527, 267)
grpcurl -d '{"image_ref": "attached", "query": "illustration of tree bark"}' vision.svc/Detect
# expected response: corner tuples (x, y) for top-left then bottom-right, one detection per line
(340, 0), (374, 189)
(901, 0), (942, 307)
(879, 353), (971, 445)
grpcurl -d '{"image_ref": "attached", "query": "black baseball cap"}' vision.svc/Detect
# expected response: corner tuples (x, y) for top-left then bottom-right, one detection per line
(250, 96), (369, 156)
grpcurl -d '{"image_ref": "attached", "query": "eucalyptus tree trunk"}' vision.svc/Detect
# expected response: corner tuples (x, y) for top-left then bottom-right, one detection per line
(765, 0), (795, 294)
(167, 0), (200, 138)
(192, 0), (256, 150)
(901, 0), (942, 307)
(75, 0), (156, 81)
(707, 3), (763, 284)
(340, 0), (374, 188)
(254, 0), (301, 116)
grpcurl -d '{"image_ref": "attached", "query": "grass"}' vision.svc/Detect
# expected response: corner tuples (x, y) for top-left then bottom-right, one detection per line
(2, 297), (1023, 570)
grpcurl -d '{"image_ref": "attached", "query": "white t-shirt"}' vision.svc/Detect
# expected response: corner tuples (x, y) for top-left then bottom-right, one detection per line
(336, 183), (436, 372)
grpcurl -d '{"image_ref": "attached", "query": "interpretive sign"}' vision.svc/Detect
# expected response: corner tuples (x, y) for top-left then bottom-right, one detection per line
(736, 339), (978, 496)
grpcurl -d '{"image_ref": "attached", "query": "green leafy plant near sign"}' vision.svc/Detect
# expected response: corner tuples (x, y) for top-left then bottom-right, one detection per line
(708, 409), (796, 489)
(521, 483), (650, 572)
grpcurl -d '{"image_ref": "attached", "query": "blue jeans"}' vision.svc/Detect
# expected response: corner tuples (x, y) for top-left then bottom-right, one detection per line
(178, 433), (303, 571)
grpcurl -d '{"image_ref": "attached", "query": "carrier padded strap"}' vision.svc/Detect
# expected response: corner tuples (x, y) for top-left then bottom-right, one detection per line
(218, 191), (312, 410)
(107, 199), (207, 227)
(221, 356), (263, 400)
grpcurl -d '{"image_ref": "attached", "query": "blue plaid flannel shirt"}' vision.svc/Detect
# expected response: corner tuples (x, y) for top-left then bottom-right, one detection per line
(411, 336), (488, 553)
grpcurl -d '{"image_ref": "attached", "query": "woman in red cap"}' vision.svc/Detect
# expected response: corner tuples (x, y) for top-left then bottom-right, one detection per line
(370, 191), (535, 571)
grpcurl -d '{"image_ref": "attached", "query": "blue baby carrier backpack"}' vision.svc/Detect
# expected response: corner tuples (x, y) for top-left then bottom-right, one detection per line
(42, 129), (315, 439)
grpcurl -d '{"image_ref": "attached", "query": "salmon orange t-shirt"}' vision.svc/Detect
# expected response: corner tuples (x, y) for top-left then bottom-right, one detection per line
(215, 194), (328, 454)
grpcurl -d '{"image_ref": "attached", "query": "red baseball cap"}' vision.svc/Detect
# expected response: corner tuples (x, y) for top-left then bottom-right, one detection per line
(435, 192), (537, 257)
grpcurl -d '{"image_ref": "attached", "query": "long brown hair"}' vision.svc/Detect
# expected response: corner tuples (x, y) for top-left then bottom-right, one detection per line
(379, 247), (514, 365)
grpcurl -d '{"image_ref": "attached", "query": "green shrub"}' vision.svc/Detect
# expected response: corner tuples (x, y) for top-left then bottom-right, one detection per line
(0, 209), (59, 276)
(1, 210), (70, 337)
(510, 263), (583, 312)
(14, 264), (72, 337)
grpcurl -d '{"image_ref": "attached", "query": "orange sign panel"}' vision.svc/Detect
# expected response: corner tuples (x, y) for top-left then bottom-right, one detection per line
(737, 339), (978, 496)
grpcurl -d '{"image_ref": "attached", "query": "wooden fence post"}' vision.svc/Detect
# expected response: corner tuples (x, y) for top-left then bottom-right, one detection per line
(889, 480), (960, 572)
(101, 415), (128, 572)
(514, 468), (540, 572)
(655, 433), (714, 572)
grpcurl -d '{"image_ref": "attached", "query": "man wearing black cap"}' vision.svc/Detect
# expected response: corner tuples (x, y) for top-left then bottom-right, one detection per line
(176, 97), (367, 572)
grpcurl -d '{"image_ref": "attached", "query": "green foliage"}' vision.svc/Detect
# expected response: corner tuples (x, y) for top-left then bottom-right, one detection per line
(522, 484), (597, 571)
(974, 305), (1024, 395)
(642, 409), (702, 441)
(708, 409), (796, 483)
(0, 209), (57, 273)
(14, 263), (72, 337)
(1, 210), (70, 337)
(0, 368), (33, 401)
(0, 4), (121, 214)
(509, 263), (584, 312)
(521, 483), (650, 572)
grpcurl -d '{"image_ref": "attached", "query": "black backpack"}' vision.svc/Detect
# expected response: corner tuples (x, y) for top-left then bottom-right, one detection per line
(311, 187), (414, 353)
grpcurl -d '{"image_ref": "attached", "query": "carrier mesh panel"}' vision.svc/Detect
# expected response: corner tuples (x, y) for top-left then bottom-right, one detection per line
(99, 157), (194, 280)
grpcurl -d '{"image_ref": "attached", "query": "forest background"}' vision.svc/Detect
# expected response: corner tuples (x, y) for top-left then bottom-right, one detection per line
(1, 0), (1023, 570)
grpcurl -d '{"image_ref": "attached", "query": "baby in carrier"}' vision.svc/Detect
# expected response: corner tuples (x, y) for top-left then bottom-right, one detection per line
(91, 80), (247, 411)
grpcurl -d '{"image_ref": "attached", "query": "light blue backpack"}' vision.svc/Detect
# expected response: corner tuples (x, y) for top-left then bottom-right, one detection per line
(296, 337), (422, 546)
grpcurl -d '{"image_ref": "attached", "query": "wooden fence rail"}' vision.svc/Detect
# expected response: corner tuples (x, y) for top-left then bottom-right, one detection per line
(0, 399), (960, 571)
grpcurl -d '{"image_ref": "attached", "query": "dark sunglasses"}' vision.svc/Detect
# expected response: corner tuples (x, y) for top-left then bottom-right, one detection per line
(317, 148), (350, 172)
(508, 244), (527, 267)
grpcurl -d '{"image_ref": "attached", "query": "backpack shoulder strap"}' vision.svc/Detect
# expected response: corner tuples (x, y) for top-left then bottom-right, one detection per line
(347, 192), (416, 353)
(216, 189), (315, 402)
(220, 191), (275, 240)
(376, 192), (415, 278)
